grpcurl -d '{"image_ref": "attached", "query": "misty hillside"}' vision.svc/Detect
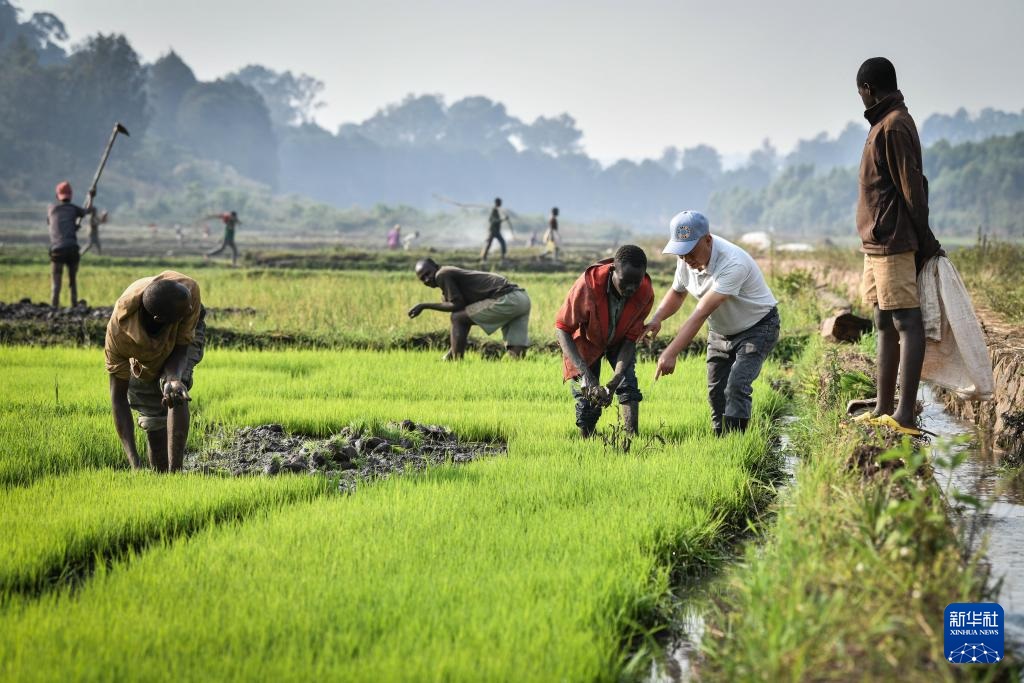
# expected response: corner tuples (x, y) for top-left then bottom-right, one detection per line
(2, 0), (1024, 238)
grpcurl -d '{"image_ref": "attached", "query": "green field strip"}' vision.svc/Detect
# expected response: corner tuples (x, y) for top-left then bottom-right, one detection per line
(0, 470), (325, 600)
(0, 426), (773, 681)
(0, 346), (782, 680)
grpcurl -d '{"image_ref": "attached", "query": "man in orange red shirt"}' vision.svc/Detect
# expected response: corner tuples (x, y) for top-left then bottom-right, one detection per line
(555, 245), (654, 437)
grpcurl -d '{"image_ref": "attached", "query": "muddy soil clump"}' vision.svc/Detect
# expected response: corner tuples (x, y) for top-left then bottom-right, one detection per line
(186, 421), (506, 493)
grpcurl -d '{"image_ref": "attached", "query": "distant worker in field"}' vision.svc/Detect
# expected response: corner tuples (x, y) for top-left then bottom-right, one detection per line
(79, 209), (109, 256)
(205, 210), (241, 266)
(481, 197), (513, 263)
(850, 57), (943, 435)
(645, 211), (779, 436)
(402, 230), (420, 251)
(555, 245), (654, 437)
(105, 271), (205, 473)
(387, 223), (402, 250)
(47, 180), (94, 307)
(408, 258), (531, 360)
(543, 207), (560, 262)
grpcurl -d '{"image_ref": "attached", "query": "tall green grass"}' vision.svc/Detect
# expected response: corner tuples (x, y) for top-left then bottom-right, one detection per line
(0, 262), (820, 349)
(0, 346), (783, 680)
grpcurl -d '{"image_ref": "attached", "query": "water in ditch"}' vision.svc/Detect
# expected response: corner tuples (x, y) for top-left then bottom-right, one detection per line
(922, 385), (1024, 668)
(647, 417), (800, 682)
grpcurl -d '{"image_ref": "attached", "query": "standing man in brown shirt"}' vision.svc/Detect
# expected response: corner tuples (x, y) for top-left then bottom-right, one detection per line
(105, 271), (206, 472)
(854, 57), (942, 434)
(408, 259), (531, 360)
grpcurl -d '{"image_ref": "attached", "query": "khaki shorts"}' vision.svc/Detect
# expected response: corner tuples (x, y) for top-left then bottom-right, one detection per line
(127, 312), (206, 432)
(861, 252), (918, 310)
(465, 288), (531, 347)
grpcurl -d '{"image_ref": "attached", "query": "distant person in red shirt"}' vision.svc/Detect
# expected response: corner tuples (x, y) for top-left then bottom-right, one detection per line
(46, 180), (94, 307)
(205, 211), (241, 266)
(555, 245), (654, 437)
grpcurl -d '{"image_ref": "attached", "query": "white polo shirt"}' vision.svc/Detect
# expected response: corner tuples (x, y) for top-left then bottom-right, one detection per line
(672, 235), (777, 336)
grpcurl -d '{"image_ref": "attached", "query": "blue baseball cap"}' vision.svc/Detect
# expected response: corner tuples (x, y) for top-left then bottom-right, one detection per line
(662, 211), (710, 256)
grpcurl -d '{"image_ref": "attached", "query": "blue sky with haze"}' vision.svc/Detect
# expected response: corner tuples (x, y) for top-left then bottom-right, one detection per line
(19, 0), (1024, 164)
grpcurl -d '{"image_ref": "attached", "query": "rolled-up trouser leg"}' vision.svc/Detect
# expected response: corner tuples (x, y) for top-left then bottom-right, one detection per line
(572, 359), (603, 436)
(620, 402), (639, 435)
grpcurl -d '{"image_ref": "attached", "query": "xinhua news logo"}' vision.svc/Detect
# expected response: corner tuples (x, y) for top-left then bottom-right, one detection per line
(944, 603), (1004, 664)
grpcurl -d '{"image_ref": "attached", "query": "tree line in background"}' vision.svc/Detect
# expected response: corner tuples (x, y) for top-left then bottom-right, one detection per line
(2, 0), (1024, 238)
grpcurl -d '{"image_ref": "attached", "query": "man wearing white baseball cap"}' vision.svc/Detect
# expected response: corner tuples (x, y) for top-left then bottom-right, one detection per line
(645, 211), (779, 435)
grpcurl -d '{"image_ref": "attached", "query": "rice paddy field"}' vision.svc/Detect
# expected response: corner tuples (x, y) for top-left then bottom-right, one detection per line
(1, 251), (1007, 680)
(0, 251), (800, 681)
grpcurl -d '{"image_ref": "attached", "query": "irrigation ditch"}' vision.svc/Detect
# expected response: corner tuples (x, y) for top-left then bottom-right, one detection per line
(647, 394), (1024, 681)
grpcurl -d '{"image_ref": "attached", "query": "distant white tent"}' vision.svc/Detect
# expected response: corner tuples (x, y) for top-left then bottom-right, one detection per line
(738, 231), (772, 251)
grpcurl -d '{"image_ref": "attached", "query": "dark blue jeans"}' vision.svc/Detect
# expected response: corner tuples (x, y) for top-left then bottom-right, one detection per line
(706, 307), (780, 431)
(571, 344), (643, 432)
(481, 232), (507, 259)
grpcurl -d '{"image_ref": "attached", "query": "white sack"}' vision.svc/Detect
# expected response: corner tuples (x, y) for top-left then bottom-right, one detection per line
(918, 255), (994, 401)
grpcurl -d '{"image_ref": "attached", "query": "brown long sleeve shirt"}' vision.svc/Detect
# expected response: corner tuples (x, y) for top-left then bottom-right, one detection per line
(856, 91), (941, 265)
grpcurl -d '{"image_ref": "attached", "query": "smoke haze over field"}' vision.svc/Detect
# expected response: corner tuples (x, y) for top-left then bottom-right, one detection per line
(4, 0), (1024, 237)
(16, 0), (1024, 163)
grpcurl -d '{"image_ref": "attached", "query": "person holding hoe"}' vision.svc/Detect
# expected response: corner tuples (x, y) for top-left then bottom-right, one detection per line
(46, 181), (95, 307)
(646, 211), (779, 436)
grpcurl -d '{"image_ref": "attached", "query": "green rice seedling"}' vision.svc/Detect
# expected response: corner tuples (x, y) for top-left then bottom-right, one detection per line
(0, 346), (783, 680)
(0, 470), (325, 599)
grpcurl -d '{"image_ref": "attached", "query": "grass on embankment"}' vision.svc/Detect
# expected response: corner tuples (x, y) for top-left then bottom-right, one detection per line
(701, 337), (1012, 681)
(1, 347), (784, 680)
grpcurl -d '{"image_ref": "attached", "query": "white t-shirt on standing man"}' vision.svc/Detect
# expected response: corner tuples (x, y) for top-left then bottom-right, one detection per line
(672, 234), (777, 336)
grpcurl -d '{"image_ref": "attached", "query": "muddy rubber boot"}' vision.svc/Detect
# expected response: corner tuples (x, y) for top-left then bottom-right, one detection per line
(579, 424), (597, 439)
(722, 416), (749, 434)
(620, 402), (639, 435)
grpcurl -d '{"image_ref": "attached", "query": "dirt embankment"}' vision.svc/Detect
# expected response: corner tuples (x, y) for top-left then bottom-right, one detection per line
(0, 299), (273, 348)
(933, 305), (1024, 464)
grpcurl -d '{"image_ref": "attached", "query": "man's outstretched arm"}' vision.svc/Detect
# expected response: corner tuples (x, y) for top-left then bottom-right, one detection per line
(109, 375), (142, 469)
(408, 301), (460, 318)
(655, 291), (729, 378)
(644, 288), (688, 339)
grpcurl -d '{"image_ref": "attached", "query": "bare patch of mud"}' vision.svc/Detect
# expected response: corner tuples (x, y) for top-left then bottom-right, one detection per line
(186, 421), (506, 492)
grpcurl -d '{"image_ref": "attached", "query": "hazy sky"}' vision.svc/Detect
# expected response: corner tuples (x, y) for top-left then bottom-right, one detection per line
(18, 0), (1024, 163)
